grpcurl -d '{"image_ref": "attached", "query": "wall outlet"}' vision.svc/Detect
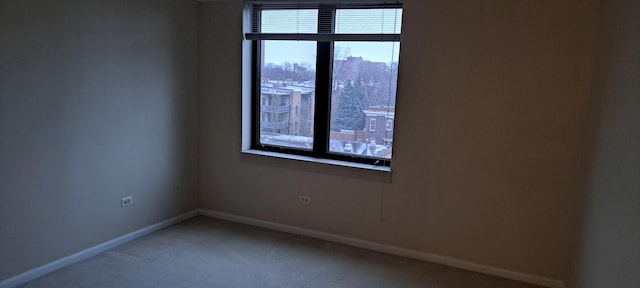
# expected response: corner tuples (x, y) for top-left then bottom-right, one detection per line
(121, 196), (133, 207)
(299, 196), (311, 204)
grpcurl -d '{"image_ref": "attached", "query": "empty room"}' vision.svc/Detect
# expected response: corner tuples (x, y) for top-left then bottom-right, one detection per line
(1, 0), (638, 288)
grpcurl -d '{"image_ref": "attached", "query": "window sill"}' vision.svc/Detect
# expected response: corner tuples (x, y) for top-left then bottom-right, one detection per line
(241, 149), (392, 173)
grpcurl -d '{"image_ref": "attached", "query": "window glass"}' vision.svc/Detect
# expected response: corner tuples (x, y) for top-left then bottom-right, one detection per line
(259, 40), (316, 150)
(328, 41), (399, 159)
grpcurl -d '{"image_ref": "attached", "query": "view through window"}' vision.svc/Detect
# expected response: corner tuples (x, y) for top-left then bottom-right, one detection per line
(248, 3), (402, 165)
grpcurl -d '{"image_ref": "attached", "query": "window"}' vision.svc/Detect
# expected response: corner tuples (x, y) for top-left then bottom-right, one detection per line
(246, 0), (402, 166)
(386, 119), (393, 131)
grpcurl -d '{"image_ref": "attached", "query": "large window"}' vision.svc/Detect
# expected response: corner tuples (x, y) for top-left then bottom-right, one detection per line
(246, 1), (402, 166)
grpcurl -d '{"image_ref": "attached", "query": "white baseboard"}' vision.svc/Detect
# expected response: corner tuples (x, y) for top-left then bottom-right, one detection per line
(1, 209), (564, 288)
(0, 210), (199, 288)
(199, 209), (565, 288)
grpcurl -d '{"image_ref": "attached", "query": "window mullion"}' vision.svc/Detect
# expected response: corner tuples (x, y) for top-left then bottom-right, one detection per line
(312, 6), (335, 156)
(251, 40), (262, 149)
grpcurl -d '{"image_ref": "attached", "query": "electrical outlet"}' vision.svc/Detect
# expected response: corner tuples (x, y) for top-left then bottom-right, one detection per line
(121, 196), (133, 207)
(299, 196), (311, 204)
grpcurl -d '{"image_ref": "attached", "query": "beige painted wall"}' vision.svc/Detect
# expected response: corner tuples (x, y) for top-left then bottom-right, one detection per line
(0, 0), (199, 280)
(568, 0), (640, 287)
(199, 0), (597, 281)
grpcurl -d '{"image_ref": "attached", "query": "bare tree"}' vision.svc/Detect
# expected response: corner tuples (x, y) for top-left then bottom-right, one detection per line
(332, 46), (352, 86)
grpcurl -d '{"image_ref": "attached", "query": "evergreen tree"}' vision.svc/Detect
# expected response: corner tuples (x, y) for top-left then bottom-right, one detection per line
(333, 78), (366, 131)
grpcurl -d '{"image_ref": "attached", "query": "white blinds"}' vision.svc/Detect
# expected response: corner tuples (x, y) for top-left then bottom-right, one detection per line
(245, 0), (402, 6)
(260, 9), (318, 34)
(335, 8), (402, 34)
(246, 1), (402, 41)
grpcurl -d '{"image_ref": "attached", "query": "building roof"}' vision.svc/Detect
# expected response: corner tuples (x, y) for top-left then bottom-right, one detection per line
(363, 105), (395, 117)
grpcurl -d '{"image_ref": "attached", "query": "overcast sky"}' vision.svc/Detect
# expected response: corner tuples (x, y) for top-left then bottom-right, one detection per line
(264, 41), (400, 67)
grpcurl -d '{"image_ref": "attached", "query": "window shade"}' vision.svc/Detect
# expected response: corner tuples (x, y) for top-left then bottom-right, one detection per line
(335, 8), (401, 34)
(245, 0), (402, 6)
(260, 9), (318, 33)
(246, 1), (402, 41)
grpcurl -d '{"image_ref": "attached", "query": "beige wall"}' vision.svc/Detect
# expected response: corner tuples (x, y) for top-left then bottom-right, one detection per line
(199, 0), (597, 281)
(6, 0), (627, 285)
(568, 0), (640, 287)
(0, 0), (199, 280)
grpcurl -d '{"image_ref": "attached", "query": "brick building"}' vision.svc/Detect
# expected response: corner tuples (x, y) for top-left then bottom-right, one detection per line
(363, 105), (395, 146)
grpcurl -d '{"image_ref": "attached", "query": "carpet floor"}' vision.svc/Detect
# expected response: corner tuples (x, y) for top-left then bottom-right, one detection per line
(20, 216), (543, 288)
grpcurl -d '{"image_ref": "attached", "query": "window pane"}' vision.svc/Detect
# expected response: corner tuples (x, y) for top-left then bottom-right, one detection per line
(329, 41), (400, 160)
(335, 9), (402, 34)
(259, 40), (316, 150)
(261, 9), (318, 33)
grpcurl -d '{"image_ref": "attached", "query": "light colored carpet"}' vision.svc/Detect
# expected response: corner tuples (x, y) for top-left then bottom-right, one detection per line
(20, 216), (542, 288)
